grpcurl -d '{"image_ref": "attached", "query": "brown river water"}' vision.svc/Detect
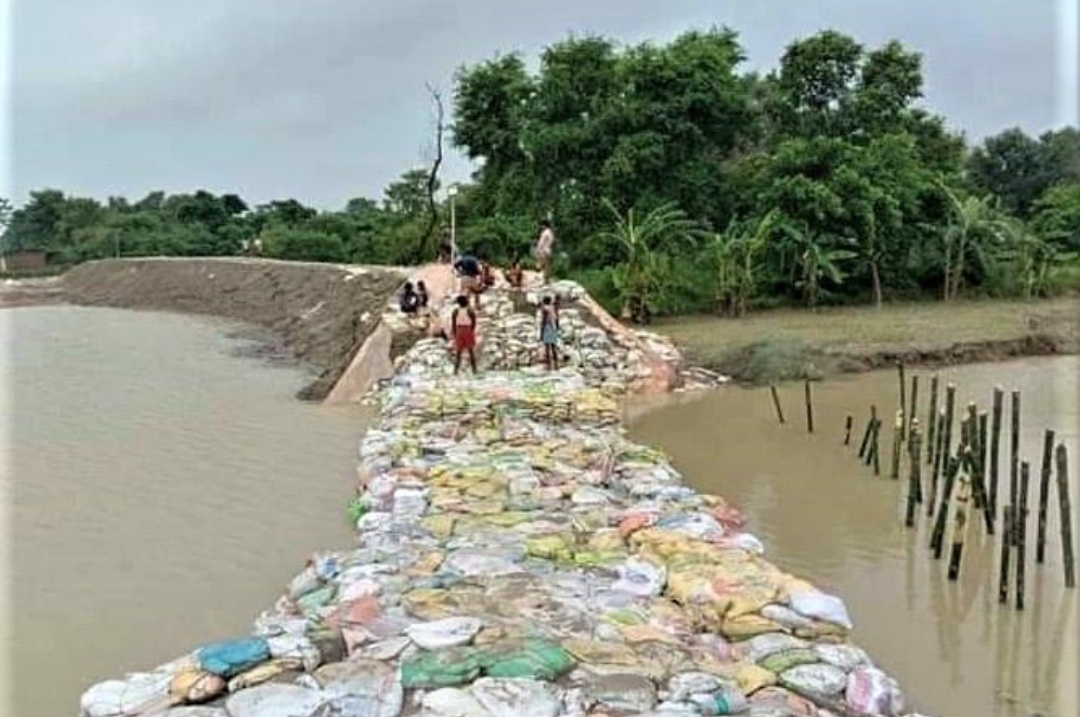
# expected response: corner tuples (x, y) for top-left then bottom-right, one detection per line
(630, 356), (1080, 717)
(0, 307), (369, 716)
(2, 306), (1077, 717)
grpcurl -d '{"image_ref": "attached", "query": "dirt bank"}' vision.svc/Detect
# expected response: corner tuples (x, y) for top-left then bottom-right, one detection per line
(0, 277), (67, 308)
(659, 296), (1080, 383)
(62, 258), (407, 400)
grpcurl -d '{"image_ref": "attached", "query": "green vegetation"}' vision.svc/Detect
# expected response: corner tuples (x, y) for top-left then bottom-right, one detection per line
(3, 27), (1079, 318)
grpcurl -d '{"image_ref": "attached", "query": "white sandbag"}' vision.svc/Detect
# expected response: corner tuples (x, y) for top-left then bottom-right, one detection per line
(846, 666), (905, 716)
(224, 684), (326, 717)
(780, 664), (849, 698)
(815, 643), (871, 672)
(80, 671), (173, 717)
(612, 559), (667, 597)
(720, 532), (765, 554)
(339, 578), (382, 603)
(287, 567), (322, 600)
(267, 634), (321, 672)
(405, 617), (483, 649)
(422, 688), (495, 717)
(788, 588), (854, 629)
(741, 633), (808, 663)
(160, 708), (228, 717)
(470, 678), (560, 717)
(313, 660), (404, 717)
(760, 604), (812, 629)
(666, 671), (723, 701)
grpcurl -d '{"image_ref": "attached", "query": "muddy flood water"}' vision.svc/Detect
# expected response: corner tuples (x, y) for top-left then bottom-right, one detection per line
(0, 307), (370, 716)
(630, 356), (1080, 717)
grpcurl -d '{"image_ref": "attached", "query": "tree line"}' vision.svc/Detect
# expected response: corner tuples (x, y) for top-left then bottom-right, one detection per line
(2, 28), (1079, 318)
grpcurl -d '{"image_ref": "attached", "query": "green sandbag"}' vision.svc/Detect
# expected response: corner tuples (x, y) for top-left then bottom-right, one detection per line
(296, 585), (337, 615)
(401, 646), (483, 688)
(479, 639), (576, 680)
(758, 648), (819, 675)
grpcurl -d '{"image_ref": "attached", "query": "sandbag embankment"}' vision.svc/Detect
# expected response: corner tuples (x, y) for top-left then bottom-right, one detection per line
(62, 258), (407, 400)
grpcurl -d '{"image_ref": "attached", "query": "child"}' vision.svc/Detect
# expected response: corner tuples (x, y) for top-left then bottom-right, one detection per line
(398, 281), (420, 315)
(416, 280), (430, 311)
(505, 260), (524, 290)
(538, 295), (560, 371)
(450, 294), (478, 375)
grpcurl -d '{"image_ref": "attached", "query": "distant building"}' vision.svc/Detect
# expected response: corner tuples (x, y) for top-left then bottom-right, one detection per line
(0, 249), (48, 272)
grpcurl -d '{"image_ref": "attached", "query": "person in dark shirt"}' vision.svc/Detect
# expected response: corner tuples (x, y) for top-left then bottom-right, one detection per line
(454, 254), (483, 309)
(398, 281), (420, 314)
(416, 280), (430, 310)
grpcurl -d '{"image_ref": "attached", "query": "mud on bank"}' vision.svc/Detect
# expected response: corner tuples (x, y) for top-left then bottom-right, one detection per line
(61, 258), (407, 400)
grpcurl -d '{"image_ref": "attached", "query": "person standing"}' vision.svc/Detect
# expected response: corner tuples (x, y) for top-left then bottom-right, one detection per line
(453, 253), (483, 310)
(537, 295), (560, 371)
(534, 219), (555, 283)
(450, 294), (478, 375)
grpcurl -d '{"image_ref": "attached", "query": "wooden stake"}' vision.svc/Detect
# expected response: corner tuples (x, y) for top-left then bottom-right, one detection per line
(844, 415), (854, 446)
(890, 409), (904, 480)
(999, 506), (1012, 604)
(769, 385), (785, 425)
(871, 418), (882, 476)
(906, 423), (922, 527)
(929, 409), (946, 517)
(898, 362), (907, 442)
(979, 411), (992, 533)
(1036, 429), (1055, 564)
(966, 403), (983, 509)
(943, 383), (957, 470)
(1016, 462), (1030, 610)
(858, 407), (876, 458)
(908, 374), (919, 441)
(932, 456), (961, 559)
(926, 375), (940, 466)
(804, 379), (814, 434)
(948, 471), (972, 581)
(1010, 389), (1021, 544)
(990, 387), (1003, 520)
(1057, 444), (1076, 589)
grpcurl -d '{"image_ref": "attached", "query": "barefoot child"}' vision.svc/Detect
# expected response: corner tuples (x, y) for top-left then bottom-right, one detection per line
(538, 295), (560, 371)
(451, 294), (478, 375)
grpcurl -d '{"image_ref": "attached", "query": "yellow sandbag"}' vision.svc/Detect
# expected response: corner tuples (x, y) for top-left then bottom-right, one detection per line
(421, 515), (456, 539)
(227, 660), (299, 692)
(586, 529), (625, 553)
(721, 613), (784, 639)
(401, 588), (457, 620)
(562, 639), (640, 667)
(169, 669), (226, 704)
(482, 511), (533, 527)
(459, 498), (506, 515)
(620, 624), (680, 645)
(408, 551), (445, 575)
(464, 480), (505, 499)
(733, 661), (777, 695)
(526, 534), (574, 561)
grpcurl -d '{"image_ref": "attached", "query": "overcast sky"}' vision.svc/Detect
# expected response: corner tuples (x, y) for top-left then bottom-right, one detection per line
(3, 0), (1078, 209)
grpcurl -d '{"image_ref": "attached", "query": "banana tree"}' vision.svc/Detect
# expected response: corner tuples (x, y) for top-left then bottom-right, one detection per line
(998, 219), (1070, 299)
(781, 224), (855, 307)
(940, 186), (1004, 301)
(595, 199), (701, 324)
(707, 210), (779, 317)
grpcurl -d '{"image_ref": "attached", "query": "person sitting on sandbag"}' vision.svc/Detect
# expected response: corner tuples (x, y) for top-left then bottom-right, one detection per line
(398, 281), (420, 315)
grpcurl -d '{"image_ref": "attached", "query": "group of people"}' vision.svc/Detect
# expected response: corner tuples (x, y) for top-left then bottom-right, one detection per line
(398, 218), (562, 375)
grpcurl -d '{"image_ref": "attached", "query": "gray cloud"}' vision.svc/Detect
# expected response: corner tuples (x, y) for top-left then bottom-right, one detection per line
(7, 0), (1071, 209)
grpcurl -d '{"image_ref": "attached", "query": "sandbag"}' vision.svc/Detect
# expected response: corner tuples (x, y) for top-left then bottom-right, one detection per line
(421, 688), (495, 717)
(815, 643), (870, 672)
(612, 558), (667, 597)
(787, 588), (853, 629)
(267, 634), (321, 672)
(479, 638), (576, 680)
(406, 616), (484, 649)
(314, 659), (404, 717)
(666, 671), (723, 701)
(846, 666), (905, 716)
(470, 677), (561, 717)
(168, 669), (226, 704)
(196, 637), (271, 677)
(780, 663), (848, 699)
(224, 683), (326, 717)
(81, 671), (173, 717)
(401, 647), (483, 688)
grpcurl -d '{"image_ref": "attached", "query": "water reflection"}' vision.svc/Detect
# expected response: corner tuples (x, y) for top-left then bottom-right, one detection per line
(630, 356), (1079, 717)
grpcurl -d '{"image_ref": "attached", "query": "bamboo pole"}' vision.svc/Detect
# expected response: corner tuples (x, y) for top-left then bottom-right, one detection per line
(943, 383), (957, 472)
(948, 471), (972, 581)
(929, 409), (946, 517)
(932, 456), (961, 559)
(966, 403), (983, 509)
(990, 387), (1003, 518)
(858, 406), (876, 459)
(906, 422), (922, 527)
(898, 362), (907, 442)
(844, 415), (853, 446)
(979, 411), (992, 533)
(871, 418), (882, 477)
(890, 409), (904, 480)
(1010, 389), (1021, 545)
(1057, 444), (1076, 589)
(804, 379), (814, 434)
(769, 385), (785, 425)
(1037, 429), (1055, 564)
(908, 374), (919, 440)
(999, 506), (1012, 604)
(1016, 462), (1030, 610)
(926, 375), (940, 466)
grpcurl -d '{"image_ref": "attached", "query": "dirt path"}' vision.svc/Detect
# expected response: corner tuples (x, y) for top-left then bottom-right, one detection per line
(657, 296), (1080, 382)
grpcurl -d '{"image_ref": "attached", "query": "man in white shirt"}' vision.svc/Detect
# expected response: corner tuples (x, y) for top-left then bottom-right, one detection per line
(534, 219), (555, 283)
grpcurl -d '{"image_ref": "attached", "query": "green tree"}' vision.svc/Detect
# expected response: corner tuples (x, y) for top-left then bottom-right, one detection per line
(940, 188), (1003, 300)
(1031, 182), (1080, 252)
(706, 211), (780, 316)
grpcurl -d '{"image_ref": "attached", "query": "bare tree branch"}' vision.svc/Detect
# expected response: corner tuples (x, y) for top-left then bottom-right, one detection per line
(419, 83), (445, 259)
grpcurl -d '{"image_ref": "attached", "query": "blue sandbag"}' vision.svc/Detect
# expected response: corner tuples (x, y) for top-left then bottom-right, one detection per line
(196, 636), (271, 677)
